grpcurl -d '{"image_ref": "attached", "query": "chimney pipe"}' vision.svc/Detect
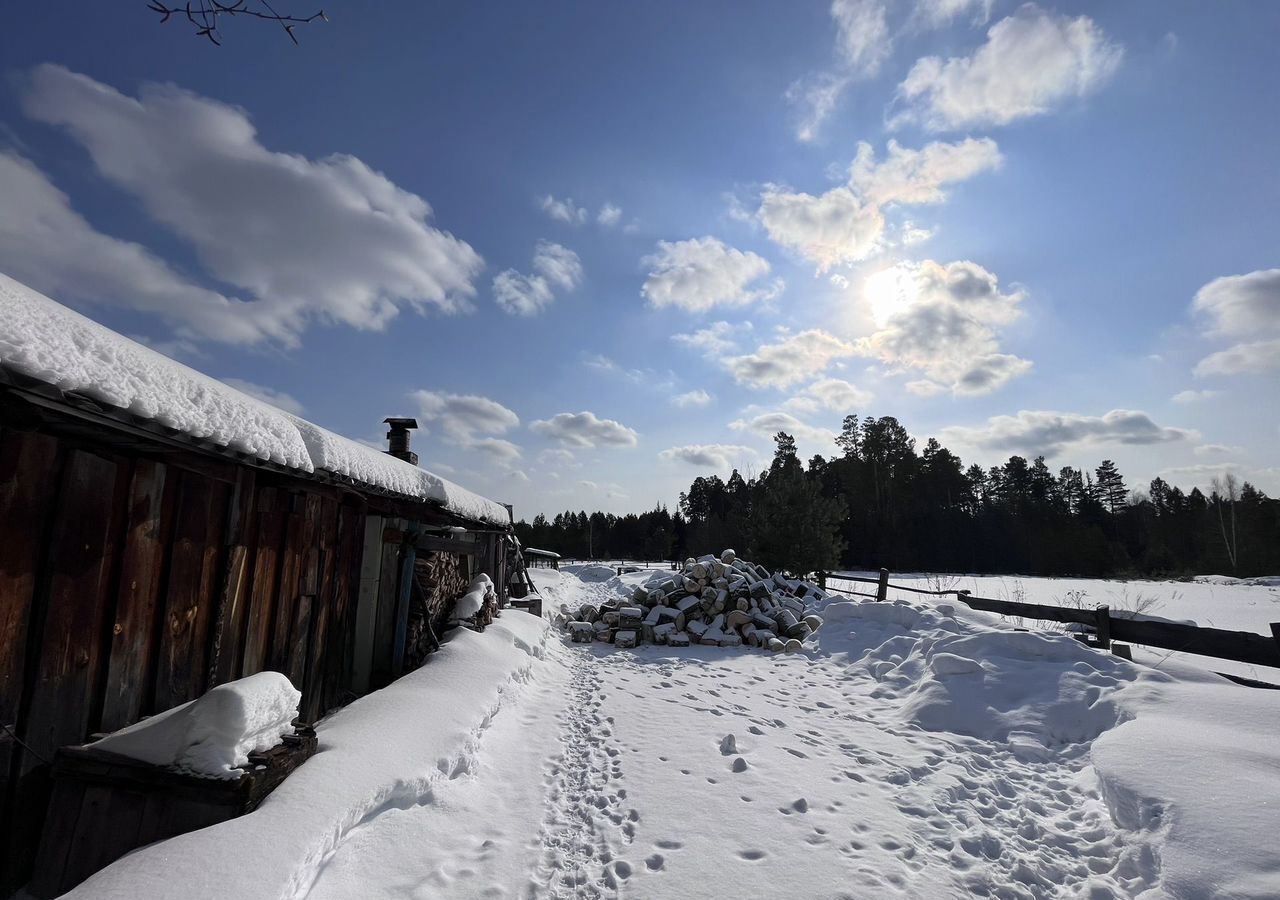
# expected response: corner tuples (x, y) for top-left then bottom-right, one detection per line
(383, 417), (419, 466)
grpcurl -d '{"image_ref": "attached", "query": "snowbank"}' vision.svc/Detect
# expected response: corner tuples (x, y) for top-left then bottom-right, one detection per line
(0, 274), (509, 525)
(90, 672), (300, 779)
(1093, 667), (1280, 899)
(64, 613), (550, 900)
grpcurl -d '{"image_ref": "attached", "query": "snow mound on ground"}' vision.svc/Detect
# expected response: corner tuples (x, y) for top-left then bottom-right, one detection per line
(90, 672), (300, 778)
(564, 564), (621, 583)
(1093, 671), (1280, 899)
(817, 599), (1138, 747)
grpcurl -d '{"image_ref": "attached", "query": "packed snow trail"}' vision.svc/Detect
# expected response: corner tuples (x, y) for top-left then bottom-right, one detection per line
(302, 566), (1171, 899)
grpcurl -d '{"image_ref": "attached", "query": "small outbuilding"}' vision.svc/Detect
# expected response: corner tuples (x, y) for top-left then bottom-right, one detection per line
(0, 274), (518, 894)
(524, 547), (562, 569)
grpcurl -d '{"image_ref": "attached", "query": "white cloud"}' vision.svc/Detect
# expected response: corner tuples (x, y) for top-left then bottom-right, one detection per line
(802, 377), (873, 411)
(789, 0), (890, 142)
(757, 185), (884, 272)
(469, 437), (523, 464)
(1191, 269), (1280, 378)
(831, 0), (891, 74)
(220, 378), (305, 415)
(531, 411), (639, 448)
(906, 379), (946, 397)
(850, 138), (1003, 206)
(0, 152), (270, 344)
(641, 237), (781, 312)
(1171, 389), (1219, 404)
(894, 6), (1123, 131)
(1158, 464), (1280, 494)
(943, 409), (1195, 457)
(729, 411), (834, 446)
(493, 241), (583, 316)
(537, 448), (577, 467)
(856, 259), (1031, 395)
(1193, 444), (1243, 457)
(673, 320), (748, 355)
(659, 444), (757, 470)
(672, 389), (713, 408)
(19, 65), (483, 347)
(597, 202), (623, 227)
(914, 0), (993, 28)
(540, 194), (588, 225)
(900, 222), (935, 246)
(724, 329), (856, 390)
(756, 138), (1000, 271)
(1193, 269), (1280, 336)
(410, 389), (519, 443)
(1193, 338), (1280, 377)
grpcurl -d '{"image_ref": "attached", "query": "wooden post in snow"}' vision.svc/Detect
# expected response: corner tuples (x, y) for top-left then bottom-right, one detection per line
(1095, 605), (1111, 650)
(876, 568), (889, 603)
(817, 571), (827, 592)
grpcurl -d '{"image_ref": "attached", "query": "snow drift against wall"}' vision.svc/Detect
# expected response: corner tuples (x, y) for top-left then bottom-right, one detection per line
(90, 672), (301, 779)
(0, 273), (509, 524)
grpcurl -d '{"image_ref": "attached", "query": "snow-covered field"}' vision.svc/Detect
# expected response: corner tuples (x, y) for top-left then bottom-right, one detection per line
(67, 566), (1280, 900)
(834, 571), (1280, 682)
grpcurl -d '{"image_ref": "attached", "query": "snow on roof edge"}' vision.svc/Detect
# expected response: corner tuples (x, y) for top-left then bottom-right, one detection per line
(0, 273), (511, 527)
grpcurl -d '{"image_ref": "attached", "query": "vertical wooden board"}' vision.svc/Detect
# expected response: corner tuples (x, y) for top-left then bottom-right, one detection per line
(285, 495), (322, 691)
(153, 471), (221, 712)
(370, 518), (404, 689)
(11, 449), (119, 885)
(269, 495), (305, 676)
(99, 460), (172, 734)
(26, 777), (85, 899)
(303, 498), (340, 721)
(323, 503), (362, 709)
(0, 432), (61, 805)
(210, 468), (258, 688)
(351, 513), (384, 696)
(242, 487), (284, 677)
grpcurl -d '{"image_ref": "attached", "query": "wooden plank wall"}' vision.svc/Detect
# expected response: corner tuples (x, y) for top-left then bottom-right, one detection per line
(0, 428), (367, 894)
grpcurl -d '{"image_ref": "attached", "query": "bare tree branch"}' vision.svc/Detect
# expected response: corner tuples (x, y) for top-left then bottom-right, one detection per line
(148, 1), (327, 45)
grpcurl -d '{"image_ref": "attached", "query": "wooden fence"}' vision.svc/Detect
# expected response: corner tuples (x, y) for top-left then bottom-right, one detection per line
(818, 570), (1280, 672)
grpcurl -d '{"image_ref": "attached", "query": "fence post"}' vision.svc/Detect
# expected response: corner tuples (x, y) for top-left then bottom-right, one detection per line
(877, 568), (889, 602)
(1095, 605), (1111, 650)
(817, 571), (827, 592)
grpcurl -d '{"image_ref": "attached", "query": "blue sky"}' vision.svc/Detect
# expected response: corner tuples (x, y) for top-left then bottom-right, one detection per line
(2, 1), (1277, 517)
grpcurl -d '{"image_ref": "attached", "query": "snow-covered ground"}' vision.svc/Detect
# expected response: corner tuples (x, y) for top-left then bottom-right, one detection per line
(834, 570), (1280, 682)
(66, 566), (1280, 900)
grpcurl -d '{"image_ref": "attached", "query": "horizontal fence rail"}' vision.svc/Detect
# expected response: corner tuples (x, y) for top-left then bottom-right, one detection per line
(819, 570), (1280, 672)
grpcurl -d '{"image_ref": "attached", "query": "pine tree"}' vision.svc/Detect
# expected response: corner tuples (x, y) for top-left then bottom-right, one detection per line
(749, 464), (847, 576)
(1095, 460), (1126, 514)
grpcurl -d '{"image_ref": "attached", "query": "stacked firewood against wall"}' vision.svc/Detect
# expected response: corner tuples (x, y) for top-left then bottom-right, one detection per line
(557, 549), (827, 652)
(405, 552), (472, 668)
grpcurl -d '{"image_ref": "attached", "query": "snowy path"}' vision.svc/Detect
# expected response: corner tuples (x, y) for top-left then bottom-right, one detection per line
(64, 568), (1280, 900)
(302, 568), (1163, 899)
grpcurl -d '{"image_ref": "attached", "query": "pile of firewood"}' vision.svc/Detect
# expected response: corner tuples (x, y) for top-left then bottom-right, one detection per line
(559, 550), (825, 652)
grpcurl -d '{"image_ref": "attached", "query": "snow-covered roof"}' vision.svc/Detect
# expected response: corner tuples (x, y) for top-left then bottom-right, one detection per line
(0, 273), (511, 526)
(524, 547), (561, 558)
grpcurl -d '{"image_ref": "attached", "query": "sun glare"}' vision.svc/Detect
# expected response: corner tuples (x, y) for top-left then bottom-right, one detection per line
(863, 265), (917, 328)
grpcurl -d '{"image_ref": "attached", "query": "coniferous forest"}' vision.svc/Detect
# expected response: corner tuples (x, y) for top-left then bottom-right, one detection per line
(515, 415), (1280, 578)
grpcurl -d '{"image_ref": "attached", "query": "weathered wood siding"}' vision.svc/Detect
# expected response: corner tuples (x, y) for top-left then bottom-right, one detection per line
(0, 428), (367, 892)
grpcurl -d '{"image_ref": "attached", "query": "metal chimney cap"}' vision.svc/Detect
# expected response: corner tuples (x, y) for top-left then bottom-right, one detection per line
(383, 417), (419, 429)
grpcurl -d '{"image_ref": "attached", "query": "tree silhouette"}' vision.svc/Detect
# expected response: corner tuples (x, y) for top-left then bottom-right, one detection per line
(148, 1), (327, 45)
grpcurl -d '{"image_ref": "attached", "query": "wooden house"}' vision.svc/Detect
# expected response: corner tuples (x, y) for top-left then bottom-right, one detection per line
(0, 274), (518, 893)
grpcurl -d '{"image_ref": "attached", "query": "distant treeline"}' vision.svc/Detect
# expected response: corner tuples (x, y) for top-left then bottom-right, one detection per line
(515, 416), (1280, 578)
